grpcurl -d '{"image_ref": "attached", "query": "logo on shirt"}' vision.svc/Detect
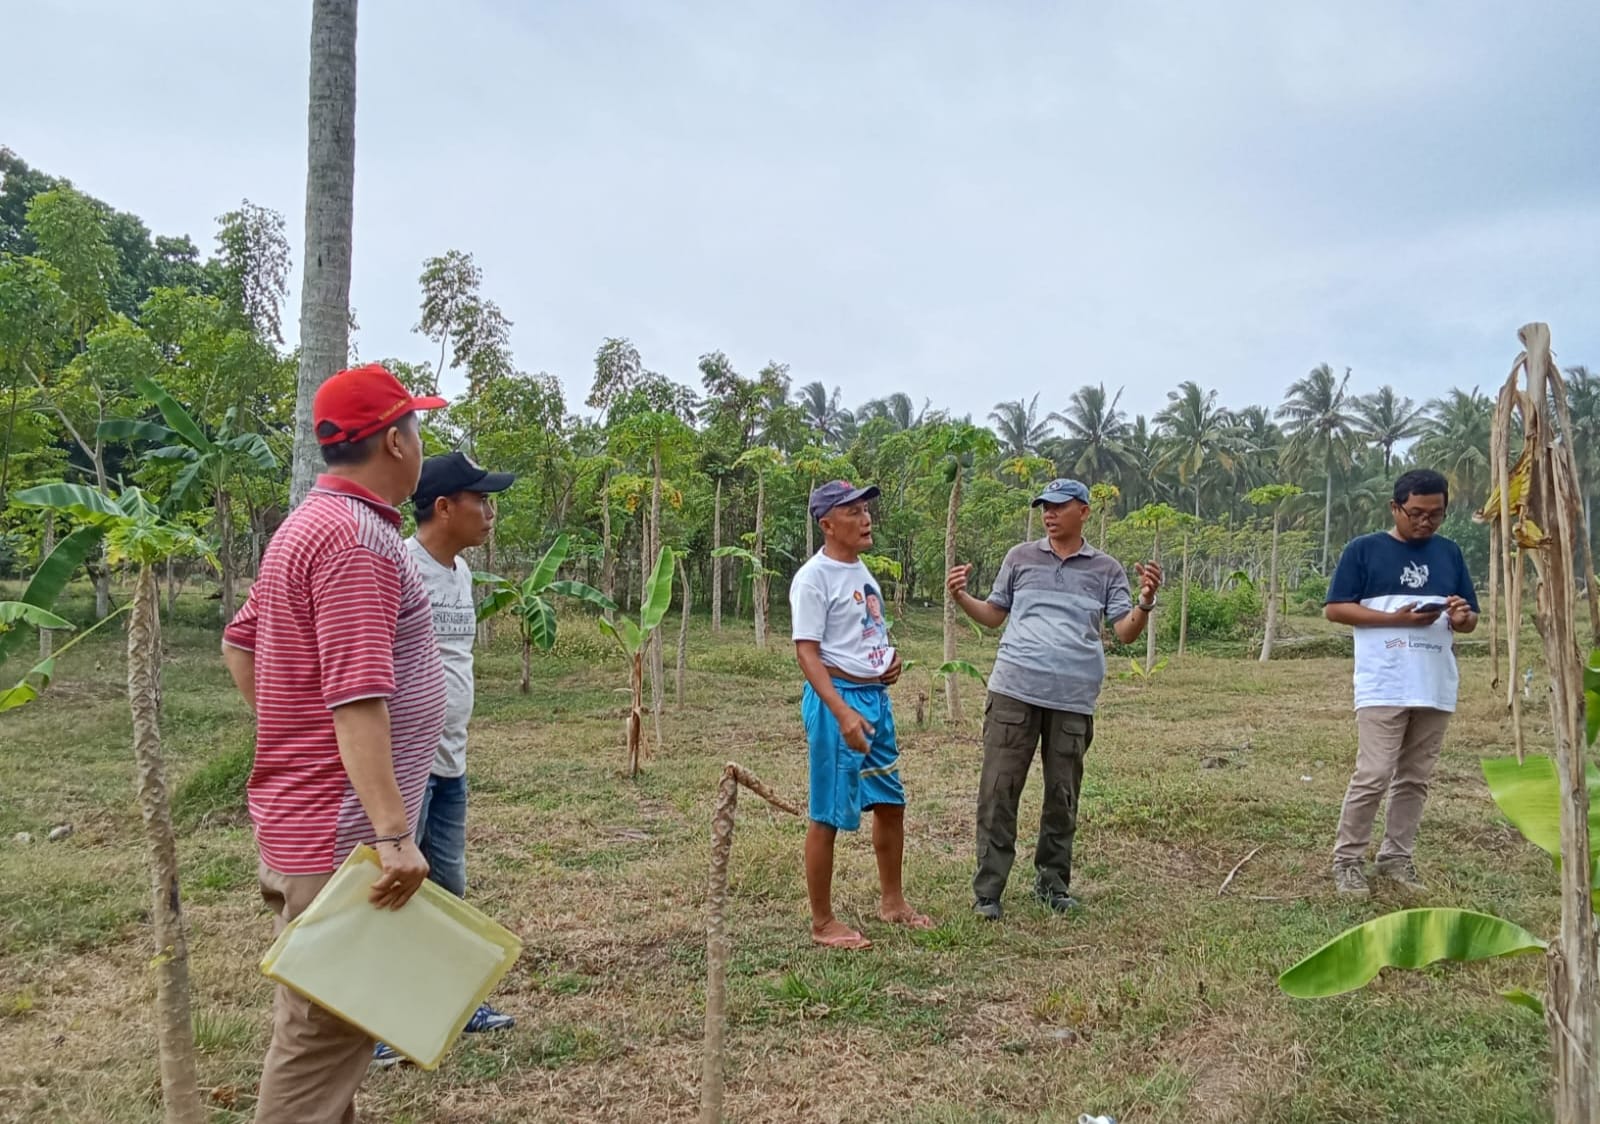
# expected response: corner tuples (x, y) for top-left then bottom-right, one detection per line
(1386, 637), (1407, 649)
(853, 590), (863, 603)
(1399, 561), (1429, 589)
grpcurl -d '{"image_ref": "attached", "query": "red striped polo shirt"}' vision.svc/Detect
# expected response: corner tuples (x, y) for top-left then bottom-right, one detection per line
(224, 475), (447, 875)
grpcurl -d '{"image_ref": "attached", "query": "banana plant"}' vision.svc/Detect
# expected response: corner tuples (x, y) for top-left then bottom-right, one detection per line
(475, 533), (615, 695)
(901, 658), (986, 729)
(599, 546), (675, 777)
(1280, 662), (1600, 1017)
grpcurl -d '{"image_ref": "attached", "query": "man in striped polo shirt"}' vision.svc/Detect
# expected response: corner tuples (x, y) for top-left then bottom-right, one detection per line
(949, 478), (1161, 920)
(222, 363), (448, 1124)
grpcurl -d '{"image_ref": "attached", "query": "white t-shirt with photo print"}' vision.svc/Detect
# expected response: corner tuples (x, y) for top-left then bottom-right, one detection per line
(789, 551), (895, 680)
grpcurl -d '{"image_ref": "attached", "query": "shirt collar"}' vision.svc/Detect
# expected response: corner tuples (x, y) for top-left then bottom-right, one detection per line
(311, 473), (403, 527)
(1036, 536), (1097, 561)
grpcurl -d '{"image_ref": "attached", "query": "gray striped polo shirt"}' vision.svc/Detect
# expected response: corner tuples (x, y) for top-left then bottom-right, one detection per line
(985, 538), (1133, 715)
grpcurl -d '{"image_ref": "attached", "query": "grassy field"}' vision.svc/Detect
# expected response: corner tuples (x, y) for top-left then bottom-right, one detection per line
(0, 586), (1559, 1123)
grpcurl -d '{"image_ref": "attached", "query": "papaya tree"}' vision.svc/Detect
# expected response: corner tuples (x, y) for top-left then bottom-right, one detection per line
(927, 421), (998, 721)
(710, 545), (777, 637)
(476, 533), (615, 694)
(599, 546), (676, 777)
(16, 481), (213, 1124)
(1089, 481), (1120, 548)
(671, 547), (692, 708)
(732, 446), (783, 649)
(999, 454), (1053, 540)
(97, 374), (277, 621)
(1125, 502), (1189, 671)
(1246, 483), (1303, 661)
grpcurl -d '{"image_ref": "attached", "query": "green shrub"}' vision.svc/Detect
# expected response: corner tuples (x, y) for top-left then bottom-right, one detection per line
(1164, 584), (1262, 642)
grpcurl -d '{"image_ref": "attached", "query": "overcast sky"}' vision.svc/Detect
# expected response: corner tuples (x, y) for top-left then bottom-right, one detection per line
(9, 0), (1599, 424)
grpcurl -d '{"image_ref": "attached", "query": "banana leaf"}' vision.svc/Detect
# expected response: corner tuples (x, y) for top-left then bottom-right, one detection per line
(1279, 908), (1545, 999)
(0, 525), (104, 670)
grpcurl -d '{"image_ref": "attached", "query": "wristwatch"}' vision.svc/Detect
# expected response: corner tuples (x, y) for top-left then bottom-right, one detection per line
(1137, 598), (1157, 613)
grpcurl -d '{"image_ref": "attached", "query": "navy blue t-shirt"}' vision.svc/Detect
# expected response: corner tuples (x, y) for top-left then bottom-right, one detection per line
(1326, 532), (1478, 710)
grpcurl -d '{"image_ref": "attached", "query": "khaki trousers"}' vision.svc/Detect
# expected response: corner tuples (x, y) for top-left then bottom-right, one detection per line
(254, 862), (374, 1124)
(1332, 706), (1452, 868)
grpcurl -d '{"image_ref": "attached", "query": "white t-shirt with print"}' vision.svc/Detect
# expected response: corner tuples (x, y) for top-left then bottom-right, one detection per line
(788, 551), (894, 680)
(404, 536), (476, 777)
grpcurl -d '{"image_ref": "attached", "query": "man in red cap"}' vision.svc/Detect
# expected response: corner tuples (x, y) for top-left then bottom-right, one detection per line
(221, 363), (449, 1124)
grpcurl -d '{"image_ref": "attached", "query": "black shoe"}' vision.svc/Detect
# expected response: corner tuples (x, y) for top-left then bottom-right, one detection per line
(1035, 887), (1079, 913)
(973, 897), (1002, 921)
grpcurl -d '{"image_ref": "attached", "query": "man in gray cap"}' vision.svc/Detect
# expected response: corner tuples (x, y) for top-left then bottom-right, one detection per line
(790, 479), (930, 949)
(948, 477), (1161, 919)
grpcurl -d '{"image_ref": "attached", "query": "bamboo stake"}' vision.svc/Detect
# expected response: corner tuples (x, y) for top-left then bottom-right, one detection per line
(702, 763), (799, 1124)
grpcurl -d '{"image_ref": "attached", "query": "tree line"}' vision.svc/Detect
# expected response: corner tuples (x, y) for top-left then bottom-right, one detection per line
(3, 146), (1593, 641)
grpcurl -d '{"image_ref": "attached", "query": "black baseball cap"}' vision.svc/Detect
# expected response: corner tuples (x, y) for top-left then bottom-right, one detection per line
(809, 479), (880, 520)
(412, 451), (516, 515)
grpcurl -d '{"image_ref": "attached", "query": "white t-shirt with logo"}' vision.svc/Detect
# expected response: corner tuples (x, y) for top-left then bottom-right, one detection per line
(788, 551), (894, 680)
(1326, 531), (1479, 712)
(404, 536), (477, 777)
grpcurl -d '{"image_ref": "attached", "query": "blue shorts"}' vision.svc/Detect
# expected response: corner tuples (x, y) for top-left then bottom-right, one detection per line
(803, 679), (904, 831)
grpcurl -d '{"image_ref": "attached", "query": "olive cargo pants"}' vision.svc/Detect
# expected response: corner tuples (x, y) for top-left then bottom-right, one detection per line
(973, 690), (1093, 901)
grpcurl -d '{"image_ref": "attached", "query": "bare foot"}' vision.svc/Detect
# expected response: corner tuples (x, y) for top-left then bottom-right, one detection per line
(811, 919), (872, 950)
(878, 902), (935, 929)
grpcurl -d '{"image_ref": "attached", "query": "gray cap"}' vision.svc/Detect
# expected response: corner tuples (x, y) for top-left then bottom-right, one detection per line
(1031, 477), (1090, 507)
(809, 479), (880, 520)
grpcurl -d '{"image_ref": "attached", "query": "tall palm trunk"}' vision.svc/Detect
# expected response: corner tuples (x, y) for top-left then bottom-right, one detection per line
(289, 0), (358, 509)
(1177, 531), (1190, 657)
(711, 476), (723, 632)
(1146, 523), (1161, 673)
(676, 564), (690, 707)
(753, 474), (767, 649)
(1260, 513), (1281, 661)
(600, 470), (615, 616)
(943, 471), (963, 722)
(129, 565), (205, 1124)
(806, 476), (815, 557)
(649, 447), (664, 747)
(215, 487), (234, 623)
(1321, 444), (1334, 573)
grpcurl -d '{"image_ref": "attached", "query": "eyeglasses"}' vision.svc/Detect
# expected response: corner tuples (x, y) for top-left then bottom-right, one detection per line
(1396, 505), (1446, 524)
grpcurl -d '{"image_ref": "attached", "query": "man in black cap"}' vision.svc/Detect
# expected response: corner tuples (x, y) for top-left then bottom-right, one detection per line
(789, 479), (930, 950)
(374, 451), (517, 1064)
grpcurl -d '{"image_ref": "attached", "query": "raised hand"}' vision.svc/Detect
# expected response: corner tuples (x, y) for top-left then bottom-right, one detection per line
(946, 563), (973, 598)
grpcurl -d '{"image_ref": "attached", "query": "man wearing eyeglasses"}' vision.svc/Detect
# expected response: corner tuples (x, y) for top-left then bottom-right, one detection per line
(1324, 468), (1478, 898)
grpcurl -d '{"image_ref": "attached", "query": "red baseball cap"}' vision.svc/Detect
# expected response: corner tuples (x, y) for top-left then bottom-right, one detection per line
(313, 363), (448, 446)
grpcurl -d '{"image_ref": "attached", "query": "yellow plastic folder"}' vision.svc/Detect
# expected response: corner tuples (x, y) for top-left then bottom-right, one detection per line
(259, 845), (522, 1069)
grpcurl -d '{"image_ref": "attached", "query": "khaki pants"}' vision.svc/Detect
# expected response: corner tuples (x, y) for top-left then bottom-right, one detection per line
(254, 862), (374, 1124)
(1332, 706), (1452, 868)
(973, 691), (1093, 901)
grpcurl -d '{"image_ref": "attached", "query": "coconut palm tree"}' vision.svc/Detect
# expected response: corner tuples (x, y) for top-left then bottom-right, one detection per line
(1564, 366), (1600, 543)
(1154, 381), (1235, 518)
(1229, 405), (1286, 497)
(1278, 364), (1358, 571)
(288, 0), (359, 507)
(1048, 383), (1130, 482)
(988, 393), (1053, 456)
(1414, 387), (1493, 512)
(1353, 386), (1426, 473)
(794, 381), (852, 448)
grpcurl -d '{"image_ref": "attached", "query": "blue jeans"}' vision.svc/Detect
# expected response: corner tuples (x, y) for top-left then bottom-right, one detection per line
(415, 773), (468, 898)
